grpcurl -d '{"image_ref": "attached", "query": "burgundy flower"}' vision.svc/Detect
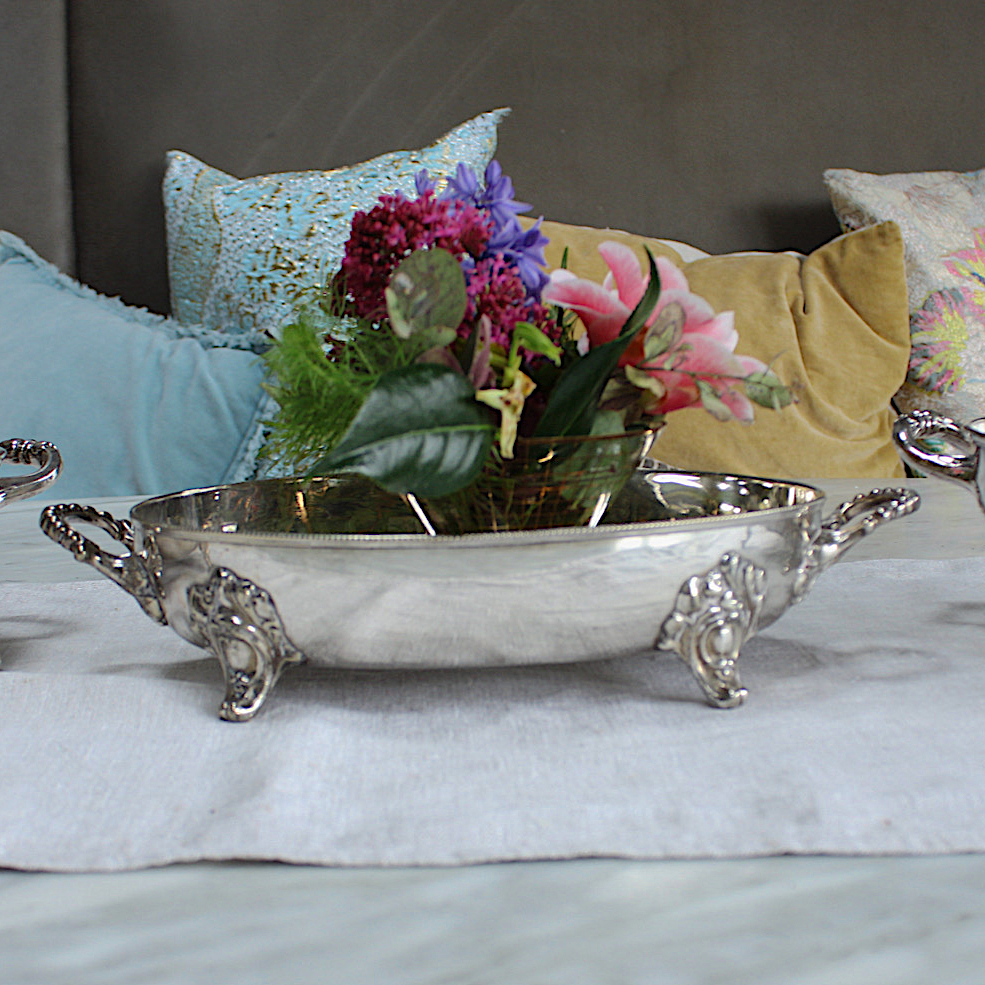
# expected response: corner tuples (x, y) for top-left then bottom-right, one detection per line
(340, 191), (492, 322)
(464, 255), (559, 350)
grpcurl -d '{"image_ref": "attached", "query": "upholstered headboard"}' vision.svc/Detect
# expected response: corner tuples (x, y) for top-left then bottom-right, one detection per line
(6, 0), (985, 316)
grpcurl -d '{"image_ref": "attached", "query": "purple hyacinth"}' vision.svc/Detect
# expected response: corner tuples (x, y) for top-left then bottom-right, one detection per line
(476, 160), (532, 230)
(442, 162), (480, 203)
(414, 169), (438, 197)
(440, 160), (546, 293)
(488, 217), (550, 296)
(443, 161), (531, 231)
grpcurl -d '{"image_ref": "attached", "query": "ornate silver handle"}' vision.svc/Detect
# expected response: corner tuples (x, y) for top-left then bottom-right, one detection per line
(39, 503), (167, 624)
(893, 409), (979, 486)
(0, 439), (61, 507)
(798, 488), (920, 595)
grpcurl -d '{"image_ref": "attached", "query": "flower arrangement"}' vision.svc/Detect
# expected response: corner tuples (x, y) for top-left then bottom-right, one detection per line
(262, 162), (792, 531)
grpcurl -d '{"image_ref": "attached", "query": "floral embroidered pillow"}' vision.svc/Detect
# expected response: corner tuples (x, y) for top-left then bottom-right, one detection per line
(825, 166), (985, 420)
(164, 109), (508, 345)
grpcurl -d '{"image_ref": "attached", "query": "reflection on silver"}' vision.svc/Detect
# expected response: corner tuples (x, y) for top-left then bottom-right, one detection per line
(657, 553), (765, 708)
(187, 567), (306, 722)
(793, 488), (921, 602)
(39, 504), (166, 624)
(40, 471), (919, 720)
(895, 409), (985, 513)
(0, 439), (60, 508)
(0, 438), (61, 668)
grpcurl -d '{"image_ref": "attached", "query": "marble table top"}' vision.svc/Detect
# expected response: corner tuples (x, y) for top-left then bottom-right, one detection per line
(2, 477), (985, 985)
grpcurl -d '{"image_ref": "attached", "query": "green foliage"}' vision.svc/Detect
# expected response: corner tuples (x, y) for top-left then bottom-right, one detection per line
(311, 363), (494, 497)
(745, 367), (795, 409)
(384, 248), (467, 340)
(261, 303), (421, 474)
(641, 301), (684, 360)
(509, 322), (562, 365)
(696, 379), (735, 421)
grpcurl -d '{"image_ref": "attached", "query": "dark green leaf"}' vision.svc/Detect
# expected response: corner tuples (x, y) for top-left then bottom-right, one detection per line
(310, 363), (493, 497)
(533, 249), (662, 437)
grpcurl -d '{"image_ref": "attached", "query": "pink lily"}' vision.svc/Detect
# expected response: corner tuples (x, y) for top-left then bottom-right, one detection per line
(542, 241), (766, 421)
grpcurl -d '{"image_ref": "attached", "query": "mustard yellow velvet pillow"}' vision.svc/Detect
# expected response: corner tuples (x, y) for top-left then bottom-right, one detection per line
(536, 220), (909, 479)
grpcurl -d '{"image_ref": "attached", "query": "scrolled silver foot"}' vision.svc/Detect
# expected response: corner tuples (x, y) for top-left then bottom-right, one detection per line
(656, 553), (766, 708)
(187, 567), (306, 721)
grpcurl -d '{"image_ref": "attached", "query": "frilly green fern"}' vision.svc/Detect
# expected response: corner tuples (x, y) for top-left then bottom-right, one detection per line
(260, 294), (423, 476)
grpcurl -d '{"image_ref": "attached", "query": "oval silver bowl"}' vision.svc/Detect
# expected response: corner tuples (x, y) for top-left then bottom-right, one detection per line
(40, 471), (918, 721)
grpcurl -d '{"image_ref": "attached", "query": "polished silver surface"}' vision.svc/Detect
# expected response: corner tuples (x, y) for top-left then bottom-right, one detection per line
(187, 565), (306, 721)
(792, 487), (925, 601)
(895, 409), (985, 513)
(0, 438), (60, 508)
(0, 438), (61, 668)
(656, 552), (765, 708)
(39, 471), (919, 719)
(39, 503), (166, 624)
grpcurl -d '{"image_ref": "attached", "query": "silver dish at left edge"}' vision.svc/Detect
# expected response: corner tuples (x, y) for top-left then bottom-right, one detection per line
(37, 470), (919, 722)
(0, 435), (62, 660)
(0, 438), (60, 509)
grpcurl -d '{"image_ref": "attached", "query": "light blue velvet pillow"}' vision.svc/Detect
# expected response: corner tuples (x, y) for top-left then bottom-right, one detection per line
(0, 232), (274, 499)
(164, 108), (509, 343)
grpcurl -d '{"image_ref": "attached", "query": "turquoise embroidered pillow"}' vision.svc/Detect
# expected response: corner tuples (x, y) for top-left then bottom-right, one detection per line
(825, 166), (985, 420)
(0, 232), (273, 499)
(164, 108), (509, 343)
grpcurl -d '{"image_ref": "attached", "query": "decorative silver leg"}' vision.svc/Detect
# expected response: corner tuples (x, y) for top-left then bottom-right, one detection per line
(187, 567), (306, 722)
(656, 553), (766, 708)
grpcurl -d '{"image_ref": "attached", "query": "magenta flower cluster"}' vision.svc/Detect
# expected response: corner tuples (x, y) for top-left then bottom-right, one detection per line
(339, 162), (558, 350)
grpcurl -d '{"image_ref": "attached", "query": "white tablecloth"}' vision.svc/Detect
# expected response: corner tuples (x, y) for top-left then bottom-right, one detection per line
(1, 556), (983, 872)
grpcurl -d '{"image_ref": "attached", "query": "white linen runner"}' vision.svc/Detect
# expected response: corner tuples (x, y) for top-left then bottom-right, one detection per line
(1, 556), (983, 871)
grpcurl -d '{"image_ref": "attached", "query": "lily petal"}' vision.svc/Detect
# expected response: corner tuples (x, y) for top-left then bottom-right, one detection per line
(681, 309), (738, 349)
(644, 370), (701, 413)
(542, 273), (631, 346)
(542, 272), (627, 316)
(653, 256), (691, 295)
(598, 241), (647, 311)
(656, 288), (719, 331)
(714, 387), (756, 422)
(735, 353), (769, 376)
(653, 334), (745, 377)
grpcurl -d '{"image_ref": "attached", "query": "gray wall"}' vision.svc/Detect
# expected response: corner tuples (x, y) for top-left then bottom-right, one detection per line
(5, 1), (985, 313)
(1, 0), (72, 273)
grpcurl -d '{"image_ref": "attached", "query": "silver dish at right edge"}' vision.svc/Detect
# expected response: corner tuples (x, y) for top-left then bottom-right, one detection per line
(894, 409), (985, 512)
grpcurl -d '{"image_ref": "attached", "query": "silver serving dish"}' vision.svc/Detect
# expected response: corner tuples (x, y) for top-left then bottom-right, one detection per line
(894, 409), (985, 511)
(0, 439), (60, 508)
(39, 471), (918, 721)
